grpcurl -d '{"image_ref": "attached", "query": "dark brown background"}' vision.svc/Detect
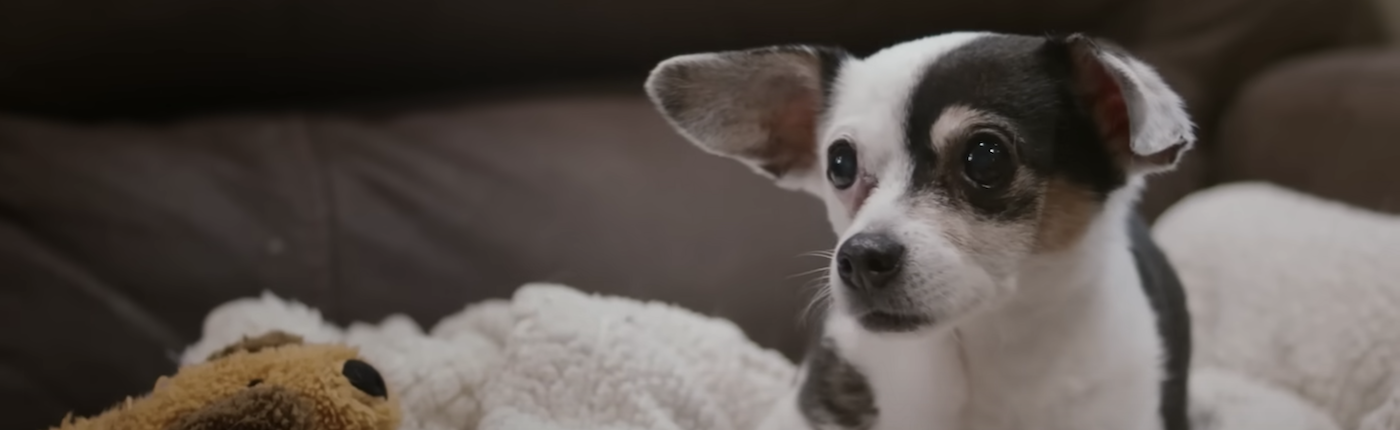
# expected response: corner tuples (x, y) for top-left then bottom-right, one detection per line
(1, 0), (1395, 428)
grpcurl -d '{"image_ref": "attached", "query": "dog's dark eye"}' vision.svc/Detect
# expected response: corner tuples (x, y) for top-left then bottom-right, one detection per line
(963, 133), (1015, 188)
(827, 139), (859, 190)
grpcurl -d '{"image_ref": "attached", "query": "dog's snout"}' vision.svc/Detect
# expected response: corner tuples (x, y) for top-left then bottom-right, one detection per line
(836, 232), (905, 292)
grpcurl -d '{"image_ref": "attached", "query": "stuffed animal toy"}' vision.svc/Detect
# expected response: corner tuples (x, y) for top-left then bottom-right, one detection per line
(49, 330), (400, 430)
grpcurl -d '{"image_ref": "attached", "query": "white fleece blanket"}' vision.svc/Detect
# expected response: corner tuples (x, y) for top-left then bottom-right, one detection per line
(1154, 182), (1400, 430)
(181, 285), (795, 430)
(183, 182), (1399, 430)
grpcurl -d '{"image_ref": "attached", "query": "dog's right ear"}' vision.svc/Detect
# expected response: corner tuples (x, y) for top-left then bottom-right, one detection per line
(645, 46), (848, 190)
(1046, 34), (1196, 176)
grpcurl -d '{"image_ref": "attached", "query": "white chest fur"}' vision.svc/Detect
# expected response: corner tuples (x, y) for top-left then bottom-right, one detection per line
(827, 217), (1165, 430)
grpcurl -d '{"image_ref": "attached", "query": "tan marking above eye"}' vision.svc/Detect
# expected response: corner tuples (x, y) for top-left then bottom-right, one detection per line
(928, 105), (995, 153)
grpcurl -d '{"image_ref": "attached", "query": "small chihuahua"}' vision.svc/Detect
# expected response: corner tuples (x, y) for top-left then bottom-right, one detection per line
(645, 32), (1193, 430)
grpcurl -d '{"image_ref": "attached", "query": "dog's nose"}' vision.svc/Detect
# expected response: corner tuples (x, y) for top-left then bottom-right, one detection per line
(836, 232), (905, 292)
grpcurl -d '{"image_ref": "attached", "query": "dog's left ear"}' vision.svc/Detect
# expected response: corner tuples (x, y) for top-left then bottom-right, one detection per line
(644, 46), (848, 192)
(1050, 34), (1195, 175)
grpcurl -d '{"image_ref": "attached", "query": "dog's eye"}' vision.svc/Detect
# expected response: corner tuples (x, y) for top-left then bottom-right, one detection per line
(827, 139), (858, 190)
(963, 133), (1015, 188)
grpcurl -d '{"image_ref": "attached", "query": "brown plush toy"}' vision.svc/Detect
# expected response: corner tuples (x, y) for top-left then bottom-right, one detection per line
(48, 331), (401, 430)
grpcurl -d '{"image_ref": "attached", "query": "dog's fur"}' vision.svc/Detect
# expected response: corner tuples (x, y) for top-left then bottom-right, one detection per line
(645, 32), (1194, 430)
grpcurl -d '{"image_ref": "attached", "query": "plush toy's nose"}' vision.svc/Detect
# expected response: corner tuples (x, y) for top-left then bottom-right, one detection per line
(342, 359), (388, 399)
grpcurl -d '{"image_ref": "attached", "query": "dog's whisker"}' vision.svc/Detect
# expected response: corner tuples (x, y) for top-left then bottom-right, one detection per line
(798, 273), (833, 322)
(801, 283), (833, 327)
(800, 275), (830, 293)
(786, 266), (831, 280)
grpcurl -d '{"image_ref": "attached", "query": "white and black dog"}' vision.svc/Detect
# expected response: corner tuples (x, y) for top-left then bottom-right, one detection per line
(645, 32), (1193, 430)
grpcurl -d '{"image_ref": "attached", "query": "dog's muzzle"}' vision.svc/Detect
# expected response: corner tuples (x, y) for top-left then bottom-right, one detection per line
(836, 232), (932, 332)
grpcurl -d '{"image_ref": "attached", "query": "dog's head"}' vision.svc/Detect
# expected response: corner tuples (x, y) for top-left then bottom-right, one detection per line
(646, 32), (1194, 333)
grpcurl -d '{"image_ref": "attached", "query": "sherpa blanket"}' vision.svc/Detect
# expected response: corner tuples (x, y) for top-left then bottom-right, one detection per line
(183, 182), (1399, 430)
(1154, 182), (1400, 430)
(181, 285), (795, 430)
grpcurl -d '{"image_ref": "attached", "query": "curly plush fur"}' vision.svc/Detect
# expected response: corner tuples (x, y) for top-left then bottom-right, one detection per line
(49, 331), (400, 430)
(1158, 182), (1400, 430)
(167, 182), (1396, 430)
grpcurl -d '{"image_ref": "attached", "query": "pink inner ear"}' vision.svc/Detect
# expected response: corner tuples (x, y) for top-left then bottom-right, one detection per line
(753, 88), (820, 177)
(1072, 45), (1132, 159)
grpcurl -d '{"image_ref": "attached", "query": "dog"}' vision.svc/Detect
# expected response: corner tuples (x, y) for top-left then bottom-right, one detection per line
(644, 32), (1193, 430)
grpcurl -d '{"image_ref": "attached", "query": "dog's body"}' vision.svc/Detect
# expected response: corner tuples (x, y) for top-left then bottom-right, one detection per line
(772, 208), (1191, 430)
(646, 32), (1193, 430)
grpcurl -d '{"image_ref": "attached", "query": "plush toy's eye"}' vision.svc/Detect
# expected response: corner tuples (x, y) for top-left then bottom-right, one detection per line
(247, 379), (263, 387)
(342, 359), (388, 399)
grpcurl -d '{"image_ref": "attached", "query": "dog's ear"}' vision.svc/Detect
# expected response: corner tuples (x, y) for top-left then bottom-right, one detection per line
(1048, 34), (1195, 175)
(645, 46), (849, 190)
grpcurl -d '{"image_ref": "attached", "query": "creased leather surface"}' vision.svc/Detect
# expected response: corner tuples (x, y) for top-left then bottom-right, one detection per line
(0, 89), (833, 428)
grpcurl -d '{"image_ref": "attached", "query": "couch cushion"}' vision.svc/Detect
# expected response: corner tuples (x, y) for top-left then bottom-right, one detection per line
(1216, 49), (1400, 215)
(0, 83), (834, 428)
(1131, 0), (1386, 133)
(0, 114), (340, 429)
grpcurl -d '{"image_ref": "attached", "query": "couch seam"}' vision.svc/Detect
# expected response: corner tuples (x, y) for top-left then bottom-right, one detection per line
(287, 114), (340, 319)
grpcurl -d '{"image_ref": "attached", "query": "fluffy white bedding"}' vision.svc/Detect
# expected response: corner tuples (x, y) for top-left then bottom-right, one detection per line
(181, 284), (795, 430)
(1155, 182), (1400, 430)
(182, 182), (1400, 430)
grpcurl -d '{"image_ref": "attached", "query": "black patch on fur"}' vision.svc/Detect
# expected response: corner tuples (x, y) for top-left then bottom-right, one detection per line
(902, 35), (1126, 220)
(798, 334), (878, 430)
(813, 47), (852, 108)
(1128, 213), (1193, 430)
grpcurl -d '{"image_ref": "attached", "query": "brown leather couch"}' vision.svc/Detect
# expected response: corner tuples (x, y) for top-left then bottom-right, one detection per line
(1, 0), (1393, 427)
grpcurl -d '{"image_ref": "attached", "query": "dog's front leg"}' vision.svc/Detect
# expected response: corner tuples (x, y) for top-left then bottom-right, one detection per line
(757, 338), (880, 430)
